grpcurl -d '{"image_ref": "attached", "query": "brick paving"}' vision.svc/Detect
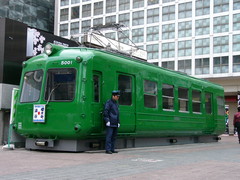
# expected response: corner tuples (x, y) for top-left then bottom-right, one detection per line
(0, 135), (239, 180)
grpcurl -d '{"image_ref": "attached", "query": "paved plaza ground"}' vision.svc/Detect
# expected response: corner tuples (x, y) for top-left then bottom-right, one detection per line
(0, 135), (240, 180)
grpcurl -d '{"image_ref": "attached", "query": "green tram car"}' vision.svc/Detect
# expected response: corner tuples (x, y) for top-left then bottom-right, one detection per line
(13, 43), (225, 151)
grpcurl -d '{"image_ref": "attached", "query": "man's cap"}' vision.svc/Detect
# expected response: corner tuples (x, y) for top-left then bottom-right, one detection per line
(112, 90), (120, 96)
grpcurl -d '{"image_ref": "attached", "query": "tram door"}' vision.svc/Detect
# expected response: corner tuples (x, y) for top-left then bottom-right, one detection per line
(91, 71), (103, 133)
(117, 73), (136, 133)
(205, 92), (214, 132)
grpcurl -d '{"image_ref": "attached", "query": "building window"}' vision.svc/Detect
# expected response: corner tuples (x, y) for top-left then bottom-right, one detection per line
(193, 90), (201, 113)
(152, 62), (159, 66)
(162, 42), (175, 58)
(195, 18), (210, 36)
(119, 0), (130, 11)
(148, 0), (159, 5)
(147, 44), (159, 59)
(213, 36), (229, 53)
(106, 0), (116, 14)
(178, 59), (191, 75)
(94, 1), (103, 16)
(213, 56), (229, 74)
(71, 6), (79, 19)
(178, 40), (192, 57)
(214, 16), (229, 33)
(162, 84), (174, 110)
(82, 4), (91, 18)
(81, 20), (91, 33)
(162, 5), (175, 21)
(60, 8), (68, 21)
(233, 55), (240, 72)
(119, 13), (130, 27)
(70, 22), (79, 35)
(133, 0), (144, 8)
(162, 23), (175, 40)
(178, 87), (189, 112)
(214, 0), (229, 13)
(106, 16), (116, 25)
(233, 0), (240, 10)
(71, 0), (80, 4)
(144, 80), (157, 108)
(162, 61), (174, 70)
(132, 28), (144, 43)
(178, 21), (192, 38)
(93, 18), (103, 26)
(118, 30), (129, 44)
(233, 34), (240, 52)
(105, 32), (116, 40)
(118, 75), (132, 106)
(60, 23), (68, 36)
(233, 14), (240, 31)
(163, 0), (174, 2)
(195, 38), (210, 55)
(205, 93), (212, 114)
(61, 0), (69, 6)
(217, 96), (225, 116)
(147, 26), (159, 42)
(132, 10), (144, 26)
(195, 58), (209, 75)
(178, 2), (192, 19)
(147, 8), (159, 24)
(195, 0), (210, 16)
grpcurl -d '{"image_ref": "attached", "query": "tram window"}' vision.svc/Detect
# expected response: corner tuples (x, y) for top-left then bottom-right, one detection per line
(162, 84), (174, 110)
(93, 75), (100, 102)
(118, 75), (132, 105)
(144, 80), (157, 108)
(45, 68), (76, 101)
(217, 96), (225, 116)
(192, 90), (201, 113)
(178, 87), (189, 112)
(205, 93), (212, 114)
(20, 70), (43, 103)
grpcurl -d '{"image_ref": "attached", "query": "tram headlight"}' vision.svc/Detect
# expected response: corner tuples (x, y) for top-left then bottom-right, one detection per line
(44, 43), (53, 56)
(44, 43), (65, 56)
(22, 61), (27, 68)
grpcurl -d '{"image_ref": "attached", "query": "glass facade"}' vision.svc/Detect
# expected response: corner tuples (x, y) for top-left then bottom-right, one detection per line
(195, 58), (210, 75)
(196, 0), (210, 16)
(178, 21), (192, 38)
(213, 56), (229, 74)
(195, 18), (210, 36)
(56, 0), (240, 77)
(195, 38), (210, 55)
(147, 26), (159, 42)
(0, 0), (54, 32)
(162, 23), (175, 40)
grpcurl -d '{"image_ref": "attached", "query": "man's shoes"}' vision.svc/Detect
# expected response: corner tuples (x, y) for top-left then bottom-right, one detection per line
(105, 151), (112, 154)
(111, 151), (118, 153)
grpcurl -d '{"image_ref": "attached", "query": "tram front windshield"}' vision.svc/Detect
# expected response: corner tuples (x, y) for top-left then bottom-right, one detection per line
(20, 70), (43, 103)
(45, 68), (76, 101)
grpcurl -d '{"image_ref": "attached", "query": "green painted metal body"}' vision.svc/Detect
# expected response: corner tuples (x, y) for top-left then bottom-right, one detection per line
(14, 46), (225, 141)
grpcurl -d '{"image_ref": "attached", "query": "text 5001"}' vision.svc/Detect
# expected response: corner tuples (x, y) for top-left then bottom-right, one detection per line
(61, 61), (73, 65)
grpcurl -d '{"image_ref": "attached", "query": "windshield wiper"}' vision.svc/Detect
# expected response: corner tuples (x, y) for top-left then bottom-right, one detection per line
(46, 84), (61, 105)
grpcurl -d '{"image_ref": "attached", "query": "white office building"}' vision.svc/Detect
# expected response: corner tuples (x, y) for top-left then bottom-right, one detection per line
(55, 0), (240, 126)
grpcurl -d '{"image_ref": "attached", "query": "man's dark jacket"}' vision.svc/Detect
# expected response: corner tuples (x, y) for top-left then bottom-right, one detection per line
(104, 99), (119, 127)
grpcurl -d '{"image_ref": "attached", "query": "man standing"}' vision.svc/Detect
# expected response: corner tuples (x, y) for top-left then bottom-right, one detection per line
(233, 106), (240, 143)
(104, 90), (120, 154)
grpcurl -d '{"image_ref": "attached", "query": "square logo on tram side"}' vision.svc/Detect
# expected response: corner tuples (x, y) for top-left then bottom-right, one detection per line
(33, 104), (46, 123)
